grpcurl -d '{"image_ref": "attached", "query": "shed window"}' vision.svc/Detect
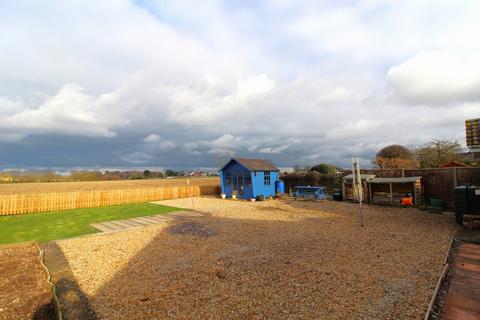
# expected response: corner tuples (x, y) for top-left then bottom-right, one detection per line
(225, 173), (231, 185)
(264, 171), (271, 185)
(244, 172), (252, 186)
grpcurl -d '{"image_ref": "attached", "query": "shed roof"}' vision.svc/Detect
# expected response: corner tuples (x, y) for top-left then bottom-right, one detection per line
(439, 160), (468, 168)
(221, 158), (279, 172)
(369, 176), (422, 184)
(342, 173), (375, 181)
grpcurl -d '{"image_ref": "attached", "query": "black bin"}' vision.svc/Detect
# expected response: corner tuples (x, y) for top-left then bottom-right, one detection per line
(467, 186), (480, 214)
(332, 189), (343, 201)
(454, 185), (480, 225)
(454, 186), (469, 225)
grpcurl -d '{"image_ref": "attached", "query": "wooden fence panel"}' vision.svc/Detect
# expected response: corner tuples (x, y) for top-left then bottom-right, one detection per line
(361, 169), (404, 178)
(283, 167), (480, 209)
(0, 184), (220, 216)
(456, 168), (480, 186)
(406, 169), (455, 208)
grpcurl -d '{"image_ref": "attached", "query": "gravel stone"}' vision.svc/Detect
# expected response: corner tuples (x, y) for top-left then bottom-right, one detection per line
(168, 221), (216, 238)
(56, 197), (456, 319)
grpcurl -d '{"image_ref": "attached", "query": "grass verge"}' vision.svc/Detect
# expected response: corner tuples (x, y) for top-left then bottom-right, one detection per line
(0, 203), (181, 244)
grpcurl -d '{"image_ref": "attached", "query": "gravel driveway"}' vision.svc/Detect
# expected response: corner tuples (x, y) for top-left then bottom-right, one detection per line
(56, 197), (456, 319)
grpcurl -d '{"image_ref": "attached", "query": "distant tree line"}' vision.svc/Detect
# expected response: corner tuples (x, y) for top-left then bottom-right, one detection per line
(286, 138), (474, 176)
(282, 139), (475, 193)
(0, 169), (217, 183)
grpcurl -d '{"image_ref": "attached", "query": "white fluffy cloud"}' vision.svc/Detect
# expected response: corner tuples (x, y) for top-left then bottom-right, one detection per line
(164, 74), (275, 126)
(388, 51), (480, 105)
(144, 134), (176, 150)
(2, 83), (128, 138)
(1, 0), (480, 167)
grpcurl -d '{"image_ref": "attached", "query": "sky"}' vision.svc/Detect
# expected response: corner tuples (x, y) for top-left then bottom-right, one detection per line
(0, 0), (479, 169)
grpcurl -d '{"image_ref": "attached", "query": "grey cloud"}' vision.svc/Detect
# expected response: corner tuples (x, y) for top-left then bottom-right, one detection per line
(1, 1), (479, 169)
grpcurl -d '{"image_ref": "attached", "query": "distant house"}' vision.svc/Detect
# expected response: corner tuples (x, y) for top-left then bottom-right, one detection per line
(439, 161), (469, 168)
(457, 152), (479, 166)
(0, 174), (13, 183)
(219, 158), (280, 199)
(186, 171), (207, 177)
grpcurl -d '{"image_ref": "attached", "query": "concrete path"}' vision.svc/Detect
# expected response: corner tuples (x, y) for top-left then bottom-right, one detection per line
(440, 242), (480, 320)
(90, 211), (202, 233)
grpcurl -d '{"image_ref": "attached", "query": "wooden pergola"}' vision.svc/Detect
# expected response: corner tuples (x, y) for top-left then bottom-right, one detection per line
(368, 176), (422, 206)
(342, 173), (375, 202)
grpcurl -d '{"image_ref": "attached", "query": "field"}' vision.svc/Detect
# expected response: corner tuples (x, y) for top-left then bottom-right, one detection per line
(56, 197), (456, 319)
(0, 177), (220, 195)
(0, 203), (181, 244)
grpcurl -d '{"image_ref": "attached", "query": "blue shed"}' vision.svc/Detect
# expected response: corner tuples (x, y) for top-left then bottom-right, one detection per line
(219, 158), (280, 199)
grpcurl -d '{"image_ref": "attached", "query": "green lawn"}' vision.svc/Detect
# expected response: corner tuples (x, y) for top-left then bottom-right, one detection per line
(0, 203), (182, 244)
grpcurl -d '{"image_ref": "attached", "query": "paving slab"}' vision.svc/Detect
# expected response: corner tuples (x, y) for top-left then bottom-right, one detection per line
(107, 220), (133, 229)
(89, 211), (200, 233)
(122, 219), (146, 226)
(90, 223), (115, 233)
(108, 220), (128, 230)
(456, 229), (480, 244)
(100, 221), (125, 231)
(129, 217), (153, 225)
(440, 242), (480, 320)
(134, 216), (162, 224)
(146, 215), (173, 223)
(443, 293), (480, 313)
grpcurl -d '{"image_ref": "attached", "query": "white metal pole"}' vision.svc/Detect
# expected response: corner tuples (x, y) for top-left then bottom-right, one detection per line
(352, 157), (364, 227)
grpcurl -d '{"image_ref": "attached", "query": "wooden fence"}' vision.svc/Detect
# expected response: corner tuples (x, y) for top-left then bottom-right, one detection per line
(360, 168), (480, 208)
(0, 184), (220, 216)
(283, 167), (480, 209)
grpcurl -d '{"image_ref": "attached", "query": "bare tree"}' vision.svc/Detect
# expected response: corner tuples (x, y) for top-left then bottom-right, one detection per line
(417, 139), (463, 168)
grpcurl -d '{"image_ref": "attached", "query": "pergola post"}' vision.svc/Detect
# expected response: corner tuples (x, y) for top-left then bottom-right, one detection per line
(412, 181), (416, 205)
(389, 183), (393, 204)
(368, 182), (372, 204)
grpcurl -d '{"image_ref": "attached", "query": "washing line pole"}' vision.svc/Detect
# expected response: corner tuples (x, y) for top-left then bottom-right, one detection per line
(187, 178), (195, 209)
(352, 157), (365, 227)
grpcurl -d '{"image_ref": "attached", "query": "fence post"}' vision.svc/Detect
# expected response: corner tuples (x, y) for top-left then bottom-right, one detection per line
(452, 168), (457, 187)
(401, 168), (405, 178)
(14, 194), (17, 215)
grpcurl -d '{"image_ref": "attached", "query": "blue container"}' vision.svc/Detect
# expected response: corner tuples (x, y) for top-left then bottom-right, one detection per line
(275, 180), (285, 194)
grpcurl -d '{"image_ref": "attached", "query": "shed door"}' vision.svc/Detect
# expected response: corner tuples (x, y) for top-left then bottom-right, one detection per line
(238, 174), (244, 196)
(232, 174), (238, 193)
(230, 171), (248, 196)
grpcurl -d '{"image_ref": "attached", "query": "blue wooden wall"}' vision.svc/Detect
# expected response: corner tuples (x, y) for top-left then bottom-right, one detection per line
(251, 170), (278, 198)
(220, 160), (279, 199)
(221, 161), (253, 199)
